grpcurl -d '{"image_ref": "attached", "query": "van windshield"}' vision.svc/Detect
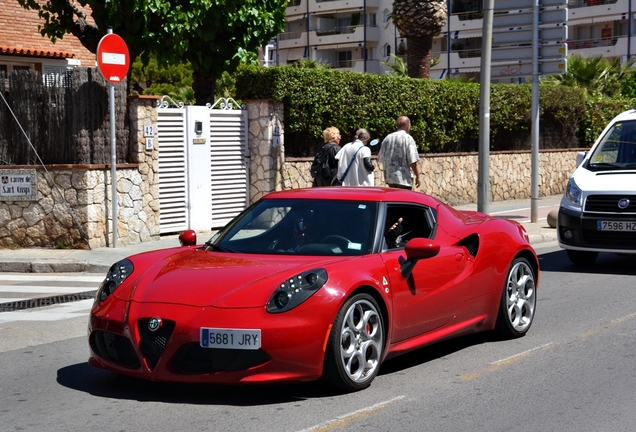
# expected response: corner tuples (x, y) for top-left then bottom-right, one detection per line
(588, 120), (636, 170)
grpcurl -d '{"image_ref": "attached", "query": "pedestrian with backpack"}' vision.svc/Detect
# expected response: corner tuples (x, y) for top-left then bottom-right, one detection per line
(311, 126), (342, 186)
(335, 128), (375, 186)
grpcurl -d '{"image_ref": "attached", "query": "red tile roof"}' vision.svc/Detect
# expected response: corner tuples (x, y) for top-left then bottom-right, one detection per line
(0, 0), (96, 65)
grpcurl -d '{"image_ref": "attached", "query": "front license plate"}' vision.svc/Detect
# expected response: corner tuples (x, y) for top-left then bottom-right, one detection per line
(200, 328), (261, 350)
(597, 220), (636, 232)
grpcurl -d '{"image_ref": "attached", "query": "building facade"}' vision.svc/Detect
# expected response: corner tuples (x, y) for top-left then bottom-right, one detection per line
(275, 0), (402, 74)
(275, 0), (635, 80)
(431, 0), (635, 81)
(0, 1), (95, 79)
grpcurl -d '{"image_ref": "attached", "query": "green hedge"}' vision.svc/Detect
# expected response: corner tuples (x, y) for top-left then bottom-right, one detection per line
(235, 66), (632, 157)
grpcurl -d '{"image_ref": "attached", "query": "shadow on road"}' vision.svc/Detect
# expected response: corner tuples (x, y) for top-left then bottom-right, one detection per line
(539, 249), (636, 276)
(57, 362), (339, 405)
(57, 331), (509, 405)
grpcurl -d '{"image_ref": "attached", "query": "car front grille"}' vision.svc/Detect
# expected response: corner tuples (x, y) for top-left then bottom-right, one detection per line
(171, 343), (270, 374)
(582, 230), (636, 247)
(90, 330), (140, 369)
(584, 195), (636, 214)
(138, 318), (176, 371)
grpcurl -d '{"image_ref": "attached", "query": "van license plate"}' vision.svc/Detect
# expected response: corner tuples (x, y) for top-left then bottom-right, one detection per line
(597, 221), (636, 231)
(200, 328), (261, 350)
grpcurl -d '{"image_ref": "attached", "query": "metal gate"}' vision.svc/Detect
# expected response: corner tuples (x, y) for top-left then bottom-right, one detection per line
(208, 99), (250, 227)
(157, 100), (188, 234)
(157, 97), (249, 234)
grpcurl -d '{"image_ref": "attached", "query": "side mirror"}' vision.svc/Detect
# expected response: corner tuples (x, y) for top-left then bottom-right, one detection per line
(576, 151), (587, 167)
(399, 238), (440, 279)
(179, 230), (197, 246)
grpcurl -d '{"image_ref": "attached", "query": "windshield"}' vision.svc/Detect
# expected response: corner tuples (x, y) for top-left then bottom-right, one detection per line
(588, 120), (636, 170)
(208, 199), (379, 256)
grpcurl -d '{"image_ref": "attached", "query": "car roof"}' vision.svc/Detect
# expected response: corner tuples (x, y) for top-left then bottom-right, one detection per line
(611, 109), (636, 123)
(262, 187), (445, 208)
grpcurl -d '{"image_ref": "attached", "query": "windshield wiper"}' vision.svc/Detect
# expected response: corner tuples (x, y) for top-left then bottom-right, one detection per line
(205, 241), (234, 253)
(589, 162), (621, 169)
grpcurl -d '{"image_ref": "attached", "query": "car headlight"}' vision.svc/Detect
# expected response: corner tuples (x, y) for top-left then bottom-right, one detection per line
(96, 258), (134, 303)
(266, 268), (328, 313)
(564, 178), (582, 207)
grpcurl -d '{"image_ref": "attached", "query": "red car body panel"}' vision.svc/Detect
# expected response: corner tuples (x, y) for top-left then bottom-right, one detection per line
(88, 187), (539, 384)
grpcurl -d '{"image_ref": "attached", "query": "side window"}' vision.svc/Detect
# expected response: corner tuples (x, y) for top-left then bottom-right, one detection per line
(384, 204), (435, 250)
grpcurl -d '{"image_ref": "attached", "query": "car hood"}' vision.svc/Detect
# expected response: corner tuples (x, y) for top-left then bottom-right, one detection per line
(121, 248), (348, 308)
(574, 166), (636, 193)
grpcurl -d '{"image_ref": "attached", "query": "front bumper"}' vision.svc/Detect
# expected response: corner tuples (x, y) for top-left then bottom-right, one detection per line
(557, 205), (636, 254)
(88, 299), (333, 384)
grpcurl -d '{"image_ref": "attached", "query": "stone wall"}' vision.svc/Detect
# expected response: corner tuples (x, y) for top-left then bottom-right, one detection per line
(247, 100), (285, 202)
(277, 149), (580, 206)
(0, 97), (582, 249)
(0, 96), (160, 249)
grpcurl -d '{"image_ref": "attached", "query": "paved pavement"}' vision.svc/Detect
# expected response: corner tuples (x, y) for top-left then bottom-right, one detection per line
(0, 194), (563, 274)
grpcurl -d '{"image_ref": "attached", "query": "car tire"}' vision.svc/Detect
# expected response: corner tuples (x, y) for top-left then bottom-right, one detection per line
(495, 257), (537, 338)
(566, 250), (598, 265)
(323, 293), (384, 392)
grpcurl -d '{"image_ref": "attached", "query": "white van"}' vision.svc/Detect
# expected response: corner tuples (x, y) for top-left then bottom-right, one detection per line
(558, 108), (636, 265)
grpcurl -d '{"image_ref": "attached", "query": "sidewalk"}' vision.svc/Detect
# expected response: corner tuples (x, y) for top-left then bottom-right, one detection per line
(0, 195), (562, 274)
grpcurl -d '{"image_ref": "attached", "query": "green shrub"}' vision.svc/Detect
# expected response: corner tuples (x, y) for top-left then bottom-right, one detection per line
(235, 66), (630, 156)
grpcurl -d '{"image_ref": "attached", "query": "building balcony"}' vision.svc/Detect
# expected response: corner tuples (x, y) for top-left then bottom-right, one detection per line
(310, 25), (379, 46)
(286, 0), (306, 19)
(568, 0), (625, 25)
(278, 31), (307, 50)
(322, 58), (383, 73)
(310, 0), (380, 14)
(447, 12), (483, 35)
(569, 34), (636, 57)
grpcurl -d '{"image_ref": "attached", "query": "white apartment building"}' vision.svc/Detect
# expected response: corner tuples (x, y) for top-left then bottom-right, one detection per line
(275, 0), (400, 74)
(275, 0), (636, 81)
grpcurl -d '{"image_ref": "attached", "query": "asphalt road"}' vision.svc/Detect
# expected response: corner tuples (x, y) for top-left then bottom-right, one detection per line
(1, 242), (636, 432)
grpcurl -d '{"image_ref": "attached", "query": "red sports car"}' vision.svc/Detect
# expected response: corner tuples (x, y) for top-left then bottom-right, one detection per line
(88, 187), (539, 391)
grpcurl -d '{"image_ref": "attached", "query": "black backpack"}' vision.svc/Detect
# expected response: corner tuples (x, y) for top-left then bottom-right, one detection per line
(310, 145), (333, 181)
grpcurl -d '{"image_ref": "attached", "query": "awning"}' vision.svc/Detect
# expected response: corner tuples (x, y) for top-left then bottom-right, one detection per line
(316, 43), (363, 50)
(285, 49), (305, 61)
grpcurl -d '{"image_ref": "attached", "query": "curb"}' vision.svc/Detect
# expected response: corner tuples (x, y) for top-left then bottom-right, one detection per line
(0, 232), (559, 274)
(0, 260), (102, 273)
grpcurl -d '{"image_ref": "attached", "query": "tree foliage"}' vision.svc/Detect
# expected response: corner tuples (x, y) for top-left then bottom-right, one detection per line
(235, 66), (596, 156)
(16, 0), (287, 103)
(131, 56), (195, 104)
(542, 54), (635, 98)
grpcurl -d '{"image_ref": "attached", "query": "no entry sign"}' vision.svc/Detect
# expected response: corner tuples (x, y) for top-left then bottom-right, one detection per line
(97, 33), (130, 83)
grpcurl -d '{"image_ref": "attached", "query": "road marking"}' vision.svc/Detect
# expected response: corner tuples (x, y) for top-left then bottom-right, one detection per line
(0, 273), (100, 322)
(0, 286), (100, 294)
(298, 396), (405, 432)
(0, 274), (104, 283)
(0, 299), (93, 323)
(460, 343), (556, 381)
(490, 342), (555, 365)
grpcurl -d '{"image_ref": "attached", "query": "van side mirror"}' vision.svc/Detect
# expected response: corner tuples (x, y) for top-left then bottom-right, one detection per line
(576, 151), (587, 167)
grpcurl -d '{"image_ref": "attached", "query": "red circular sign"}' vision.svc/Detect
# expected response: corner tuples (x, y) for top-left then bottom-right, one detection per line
(97, 33), (130, 84)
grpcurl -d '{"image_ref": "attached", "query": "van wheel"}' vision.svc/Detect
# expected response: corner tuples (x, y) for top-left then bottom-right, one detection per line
(566, 250), (598, 265)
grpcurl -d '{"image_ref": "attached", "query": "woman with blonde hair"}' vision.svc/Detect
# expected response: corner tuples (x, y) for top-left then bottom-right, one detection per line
(311, 126), (342, 186)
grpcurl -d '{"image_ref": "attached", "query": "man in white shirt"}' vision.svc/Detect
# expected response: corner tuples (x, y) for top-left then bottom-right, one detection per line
(335, 129), (375, 186)
(378, 116), (421, 190)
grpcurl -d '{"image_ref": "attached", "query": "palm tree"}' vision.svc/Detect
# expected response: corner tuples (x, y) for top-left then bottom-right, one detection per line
(543, 54), (635, 97)
(392, 0), (447, 78)
(381, 54), (408, 77)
